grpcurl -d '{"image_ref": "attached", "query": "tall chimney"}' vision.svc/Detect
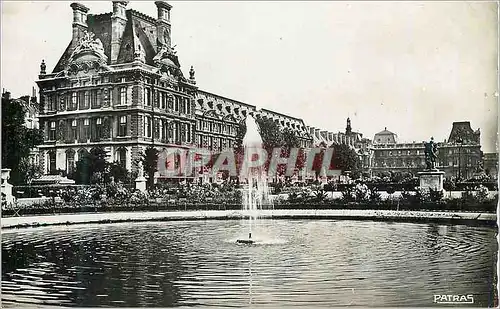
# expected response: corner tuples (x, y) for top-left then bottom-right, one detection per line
(70, 3), (89, 46)
(155, 1), (172, 49)
(111, 1), (128, 64)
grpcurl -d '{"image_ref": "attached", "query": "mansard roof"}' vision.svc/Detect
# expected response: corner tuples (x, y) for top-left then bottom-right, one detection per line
(52, 8), (170, 73)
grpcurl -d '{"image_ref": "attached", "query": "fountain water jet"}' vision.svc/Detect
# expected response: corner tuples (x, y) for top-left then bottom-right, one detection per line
(236, 115), (270, 245)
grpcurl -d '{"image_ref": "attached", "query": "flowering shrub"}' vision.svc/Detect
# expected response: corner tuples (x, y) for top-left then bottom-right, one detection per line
(475, 184), (489, 203)
(354, 183), (369, 201)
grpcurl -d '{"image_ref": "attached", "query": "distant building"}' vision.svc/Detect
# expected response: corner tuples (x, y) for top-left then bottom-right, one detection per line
(307, 118), (371, 173)
(370, 122), (482, 179)
(373, 127), (398, 144)
(482, 153), (498, 180)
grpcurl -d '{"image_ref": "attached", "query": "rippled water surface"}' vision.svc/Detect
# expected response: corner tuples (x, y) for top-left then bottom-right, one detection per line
(2, 220), (497, 307)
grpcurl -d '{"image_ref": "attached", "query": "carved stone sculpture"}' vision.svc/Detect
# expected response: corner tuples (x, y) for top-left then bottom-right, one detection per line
(423, 137), (438, 170)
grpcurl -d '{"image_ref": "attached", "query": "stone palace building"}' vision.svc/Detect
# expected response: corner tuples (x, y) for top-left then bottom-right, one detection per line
(36, 1), (314, 177)
(370, 122), (484, 179)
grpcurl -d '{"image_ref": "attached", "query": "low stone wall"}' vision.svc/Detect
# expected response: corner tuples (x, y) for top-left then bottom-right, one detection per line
(15, 197), (63, 207)
(2, 209), (496, 229)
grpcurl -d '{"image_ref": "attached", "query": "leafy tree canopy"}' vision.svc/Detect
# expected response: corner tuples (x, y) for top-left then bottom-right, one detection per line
(1, 93), (43, 184)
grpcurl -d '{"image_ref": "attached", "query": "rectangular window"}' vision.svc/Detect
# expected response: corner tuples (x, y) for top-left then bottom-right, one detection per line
(118, 116), (127, 137)
(119, 87), (127, 105)
(49, 121), (56, 140)
(174, 96), (179, 111)
(97, 90), (102, 107)
(180, 99), (185, 114)
(71, 92), (77, 110)
(145, 116), (152, 138)
(161, 93), (166, 109)
(186, 99), (191, 114)
(95, 118), (102, 140)
(167, 95), (173, 109)
(154, 119), (160, 139)
(79, 92), (85, 110)
(144, 88), (151, 106)
(155, 90), (161, 108)
(47, 95), (54, 111)
(83, 91), (90, 109)
(84, 118), (90, 140)
(90, 90), (97, 108)
(71, 119), (77, 140)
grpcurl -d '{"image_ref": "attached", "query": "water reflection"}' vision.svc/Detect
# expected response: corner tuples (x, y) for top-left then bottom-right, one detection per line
(2, 220), (497, 307)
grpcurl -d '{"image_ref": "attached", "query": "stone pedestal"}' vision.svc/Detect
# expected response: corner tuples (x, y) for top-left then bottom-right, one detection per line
(1, 169), (15, 205)
(135, 176), (147, 192)
(418, 169), (445, 192)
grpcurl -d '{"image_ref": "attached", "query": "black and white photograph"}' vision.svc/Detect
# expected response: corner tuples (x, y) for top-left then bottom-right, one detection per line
(1, 1), (498, 307)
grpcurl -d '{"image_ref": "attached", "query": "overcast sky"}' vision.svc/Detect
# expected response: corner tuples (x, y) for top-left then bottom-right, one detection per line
(1, 1), (498, 152)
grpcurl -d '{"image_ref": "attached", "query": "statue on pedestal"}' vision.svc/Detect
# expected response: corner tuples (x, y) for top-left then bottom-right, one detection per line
(137, 161), (144, 178)
(424, 137), (438, 170)
(135, 161), (147, 192)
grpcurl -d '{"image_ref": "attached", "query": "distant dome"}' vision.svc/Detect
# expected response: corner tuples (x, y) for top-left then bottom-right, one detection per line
(374, 127), (398, 144)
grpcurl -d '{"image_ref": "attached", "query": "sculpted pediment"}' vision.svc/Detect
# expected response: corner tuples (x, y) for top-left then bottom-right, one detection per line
(153, 44), (187, 82)
(69, 31), (108, 63)
(58, 30), (111, 77)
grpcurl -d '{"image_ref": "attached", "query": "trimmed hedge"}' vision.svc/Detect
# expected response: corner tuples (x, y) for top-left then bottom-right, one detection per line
(3, 197), (496, 217)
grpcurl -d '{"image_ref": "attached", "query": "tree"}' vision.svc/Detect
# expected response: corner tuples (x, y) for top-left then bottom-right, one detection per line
(74, 147), (109, 184)
(109, 161), (129, 183)
(141, 146), (159, 189)
(233, 122), (246, 177)
(255, 117), (283, 151)
(1, 92), (43, 184)
(255, 117), (284, 178)
(282, 128), (305, 175)
(329, 143), (361, 179)
(18, 158), (44, 184)
(75, 154), (91, 184)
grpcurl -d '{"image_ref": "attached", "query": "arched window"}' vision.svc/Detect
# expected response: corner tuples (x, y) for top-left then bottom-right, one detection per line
(66, 149), (75, 174)
(117, 148), (127, 168)
(48, 151), (56, 174)
(78, 148), (89, 162)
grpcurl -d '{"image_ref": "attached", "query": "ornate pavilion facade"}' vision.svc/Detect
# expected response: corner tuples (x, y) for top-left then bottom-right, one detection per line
(36, 1), (314, 178)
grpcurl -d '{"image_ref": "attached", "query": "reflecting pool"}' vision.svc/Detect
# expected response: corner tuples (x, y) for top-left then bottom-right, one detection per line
(2, 220), (497, 307)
